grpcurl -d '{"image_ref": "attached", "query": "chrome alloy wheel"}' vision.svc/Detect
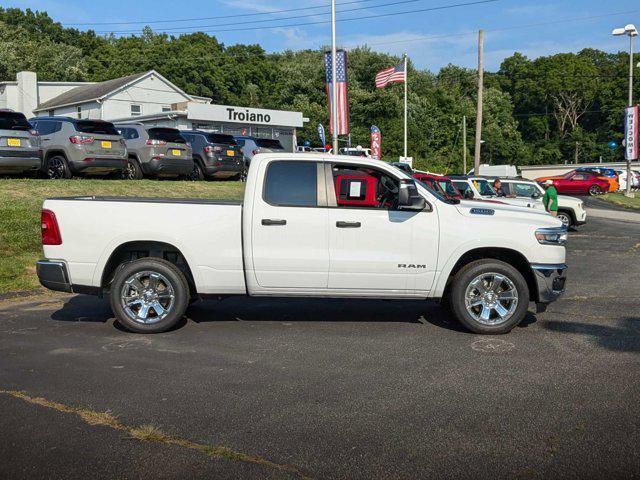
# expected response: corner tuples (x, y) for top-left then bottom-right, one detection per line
(120, 271), (175, 324)
(464, 272), (518, 325)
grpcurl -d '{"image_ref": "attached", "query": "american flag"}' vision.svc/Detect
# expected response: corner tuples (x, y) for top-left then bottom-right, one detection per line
(325, 50), (349, 135)
(375, 61), (406, 88)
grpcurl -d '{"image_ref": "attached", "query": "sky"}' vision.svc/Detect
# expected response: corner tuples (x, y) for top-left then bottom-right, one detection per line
(6, 0), (640, 71)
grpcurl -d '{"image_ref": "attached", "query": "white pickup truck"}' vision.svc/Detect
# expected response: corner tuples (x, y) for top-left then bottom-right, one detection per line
(37, 154), (568, 334)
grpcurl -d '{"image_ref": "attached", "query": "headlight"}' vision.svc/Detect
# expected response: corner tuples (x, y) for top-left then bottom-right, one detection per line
(535, 227), (568, 246)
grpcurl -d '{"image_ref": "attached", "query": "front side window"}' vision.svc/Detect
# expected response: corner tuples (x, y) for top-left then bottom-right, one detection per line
(332, 165), (399, 209)
(475, 179), (496, 196)
(264, 161), (317, 207)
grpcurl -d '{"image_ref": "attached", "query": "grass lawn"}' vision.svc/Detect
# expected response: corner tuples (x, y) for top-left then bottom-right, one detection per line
(0, 178), (245, 294)
(601, 192), (640, 210)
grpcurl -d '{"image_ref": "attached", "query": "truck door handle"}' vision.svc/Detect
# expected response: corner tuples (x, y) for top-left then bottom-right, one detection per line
(261, 219), (287, 226)
(336, 221), (361, 228)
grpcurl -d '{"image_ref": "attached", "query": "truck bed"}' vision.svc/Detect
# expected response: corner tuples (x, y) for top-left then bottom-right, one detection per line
(42, 196), (246, 295)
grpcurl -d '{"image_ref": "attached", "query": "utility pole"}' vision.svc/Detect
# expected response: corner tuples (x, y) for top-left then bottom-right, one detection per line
(330, 0), (338, 153)
(574, 141), (580, 164)
(474, 29), (484, 174)
(462, 115), (467, 173)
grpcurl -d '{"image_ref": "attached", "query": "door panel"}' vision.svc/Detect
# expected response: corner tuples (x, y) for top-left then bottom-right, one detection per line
(250, 160), (329, 289)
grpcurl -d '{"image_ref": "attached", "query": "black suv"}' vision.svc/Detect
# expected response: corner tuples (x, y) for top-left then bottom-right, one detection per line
(0, 110), (41, 175)
(180, 130), (243, 180)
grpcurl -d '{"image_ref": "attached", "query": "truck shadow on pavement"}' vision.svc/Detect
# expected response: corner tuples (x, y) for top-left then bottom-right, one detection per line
(49, 294), (542, 334)
(544, 317), (640, 353)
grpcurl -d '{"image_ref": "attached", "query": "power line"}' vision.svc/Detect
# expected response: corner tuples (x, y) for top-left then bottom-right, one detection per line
(347, 9), (640, 47)
(97, 0), (481, 34)
(65, 0), (399, 26)
(94, 0), (498, 35)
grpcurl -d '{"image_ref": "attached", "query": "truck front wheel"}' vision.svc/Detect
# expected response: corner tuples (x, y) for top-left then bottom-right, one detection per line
(110, 258), (189, 333)
(449, 259), (529, 334)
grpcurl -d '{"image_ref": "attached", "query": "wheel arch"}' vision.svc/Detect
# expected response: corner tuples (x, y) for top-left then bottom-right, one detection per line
(441, 247), (537, 302)
(100, 240), (197, 296)
(44, 149), (68, 161)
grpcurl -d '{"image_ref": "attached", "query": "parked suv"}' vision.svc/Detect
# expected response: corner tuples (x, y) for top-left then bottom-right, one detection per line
(30, 117), (127, 179)
(115, 124), (193, 179)
(234, 136), (285, 168)
(0, 110), (41, 175)
(180, 130), (243, 180)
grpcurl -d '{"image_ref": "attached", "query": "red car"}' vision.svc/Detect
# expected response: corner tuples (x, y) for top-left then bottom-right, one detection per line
(413, 173), (462, 199)
(535, 170), (611, 196)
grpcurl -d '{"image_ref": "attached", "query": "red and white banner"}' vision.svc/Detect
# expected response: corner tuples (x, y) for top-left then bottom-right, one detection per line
(370, 125), (381, 160)
(324, 50), (349, 135)
(625, 105), (638, 160)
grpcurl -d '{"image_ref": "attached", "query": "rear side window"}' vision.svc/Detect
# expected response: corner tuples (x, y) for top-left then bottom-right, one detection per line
(74, 120), (119, 135)
(34, 120), (60, 135)
(264, 161), (317, 207)
(208, 134), (236, 145)
(148, 127), (186, 144)
(256, 139), (284, 149)
(0, 111), (32, 131)
(117, 127), (139, 140)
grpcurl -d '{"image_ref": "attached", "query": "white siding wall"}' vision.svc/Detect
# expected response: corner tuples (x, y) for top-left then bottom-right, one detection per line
(101, 74), (190, 120)
(36, 101), (102, 119)
(0, 84), (20, 112)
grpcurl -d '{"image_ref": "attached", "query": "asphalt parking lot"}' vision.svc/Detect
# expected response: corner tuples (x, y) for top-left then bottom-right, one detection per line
(1, 213), (639, 479)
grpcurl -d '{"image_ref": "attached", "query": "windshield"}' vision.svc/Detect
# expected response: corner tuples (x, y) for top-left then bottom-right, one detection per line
(475, 179), (497, 196)
(0, 111), (32, 131)
(75, 120), (119, 135)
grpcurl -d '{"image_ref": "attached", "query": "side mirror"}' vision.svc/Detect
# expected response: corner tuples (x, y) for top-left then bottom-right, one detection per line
(398, 180), (427, 211)
(463, 189), (475, 199)
(531, 191), (541, 199)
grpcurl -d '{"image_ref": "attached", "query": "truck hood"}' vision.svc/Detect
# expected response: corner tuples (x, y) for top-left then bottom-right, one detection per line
(454, 199), (563, 228)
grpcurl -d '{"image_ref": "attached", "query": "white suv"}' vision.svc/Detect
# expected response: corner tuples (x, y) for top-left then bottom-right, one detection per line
(499, 178), (586, 228)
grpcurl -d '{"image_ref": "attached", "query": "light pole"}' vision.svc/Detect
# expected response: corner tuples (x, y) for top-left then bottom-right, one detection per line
(613, 23), (638, 197)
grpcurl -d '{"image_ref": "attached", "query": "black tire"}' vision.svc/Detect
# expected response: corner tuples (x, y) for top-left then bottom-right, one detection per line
(588, 184), (602, 196)
(188, 160), (204, 181)
(110, 258), (190, 333)
(46, 155), (72, 179)
(449, 259), (529, 334)
(237, 169), (247, 182)
(556, 210), (573, 228)
(122, 158), (144, 180)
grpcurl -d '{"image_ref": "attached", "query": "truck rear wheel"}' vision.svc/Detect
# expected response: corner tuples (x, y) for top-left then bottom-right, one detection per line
(110, 258), (189, 333)
(449, 259), (529, 334)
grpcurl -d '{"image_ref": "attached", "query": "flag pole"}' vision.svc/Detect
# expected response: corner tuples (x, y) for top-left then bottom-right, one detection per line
(330, 0), (338, 154)
(403, 53), (408, 159)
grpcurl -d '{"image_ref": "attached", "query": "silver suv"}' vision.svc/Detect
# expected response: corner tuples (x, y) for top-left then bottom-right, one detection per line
(0, 110), (41, 175)
(234, 136), (285, 168)
(115, 124), (193, 179)
(30, 117), (127, 179)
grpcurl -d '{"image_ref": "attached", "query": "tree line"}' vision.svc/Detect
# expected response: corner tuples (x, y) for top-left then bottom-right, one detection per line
(0, 7), (635, 172)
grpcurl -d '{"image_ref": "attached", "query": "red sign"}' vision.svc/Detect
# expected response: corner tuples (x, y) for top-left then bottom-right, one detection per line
(370, 125), (381, 160)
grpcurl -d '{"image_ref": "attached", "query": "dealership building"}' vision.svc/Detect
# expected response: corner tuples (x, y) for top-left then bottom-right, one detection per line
(0, 70), (307, 151)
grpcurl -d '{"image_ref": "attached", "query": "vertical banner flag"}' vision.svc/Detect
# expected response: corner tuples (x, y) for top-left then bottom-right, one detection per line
(370, 125), (382, 160)
(324, 49), (349, 135)
(318, 124), (326, 148)
(625, 106), (638, 160)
